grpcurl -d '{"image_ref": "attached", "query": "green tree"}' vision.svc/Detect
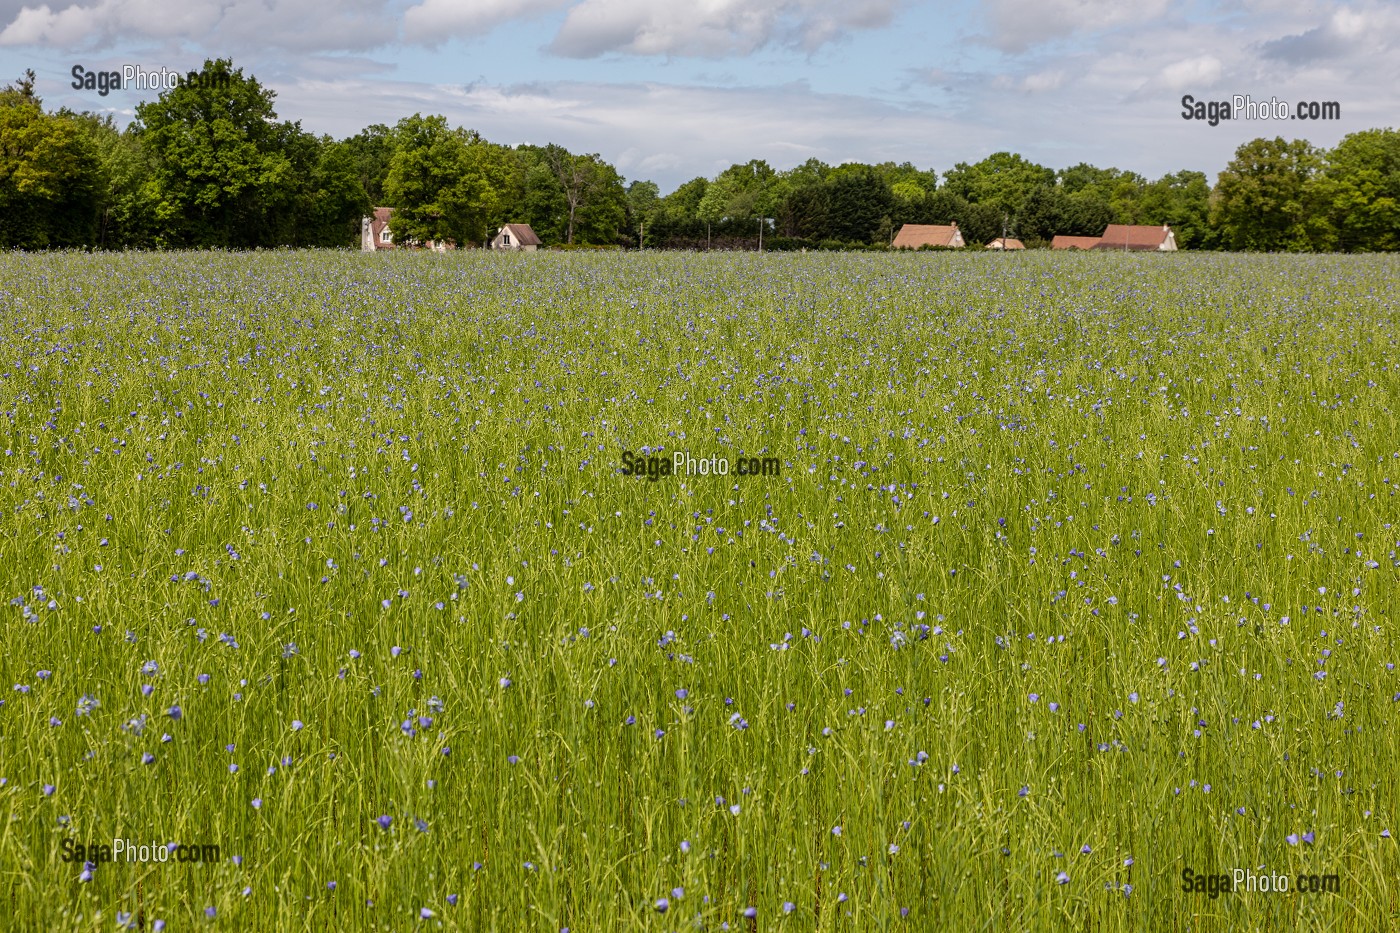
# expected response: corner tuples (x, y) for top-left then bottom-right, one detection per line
(1138, 170), (1211, 248)
(341, 124), (396, 206)
(696, 176), (737, 233)
(64, 112), (160, 248)
(134, 59), (299, 248)
(873, 161), (937, 197)
(0, 71), (104, 248)
(540, 144), (624, 244)
(824, 164), (894, 243)
(472, 140), (526, 238)
(518, 154), (568, 244)
(1058, 163), (1146, 223)
(943, 152), (1055, 216)
(1013, 185), (1065, 245)
(1210, 137), (1322, 251)
(573, 158), (626, 245)
(1309, 128), (1400, 252)
(1059, 191), (1114, 237)
(300, 138), (371, 247)
(384, 114), (493, 247)
(627, 180), (661, 245)
(662, 176), (708, 220)
(650, 176), (708, 243)
(775, 180), (828, 239)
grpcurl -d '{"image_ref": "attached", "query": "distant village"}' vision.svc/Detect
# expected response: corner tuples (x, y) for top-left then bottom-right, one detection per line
(364, 207), (1178, 254)
(7, 57), (1395, 254)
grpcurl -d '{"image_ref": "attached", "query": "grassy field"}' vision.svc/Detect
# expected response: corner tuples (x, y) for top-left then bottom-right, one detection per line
(1, 250), (1397, 931)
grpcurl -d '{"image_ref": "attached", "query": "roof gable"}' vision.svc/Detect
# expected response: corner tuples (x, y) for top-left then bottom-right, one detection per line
(892, 224), (962, 249)
(1093, 224), (1173, 250)
(498, 224), (542, 246)
(1050, 235), (1101, 250)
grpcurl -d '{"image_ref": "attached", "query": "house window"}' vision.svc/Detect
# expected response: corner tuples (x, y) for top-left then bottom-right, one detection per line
(380, 230), (391, 243)
(503, 234), (511, 246)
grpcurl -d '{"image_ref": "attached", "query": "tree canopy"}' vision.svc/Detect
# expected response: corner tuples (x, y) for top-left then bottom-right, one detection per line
(2, 61), (1398, 252)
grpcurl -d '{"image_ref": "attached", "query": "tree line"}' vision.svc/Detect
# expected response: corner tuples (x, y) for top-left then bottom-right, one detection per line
(3, 59), (1398, 252)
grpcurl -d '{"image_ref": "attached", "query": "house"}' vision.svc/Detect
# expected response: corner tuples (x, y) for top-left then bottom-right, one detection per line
(360, 207), (455, 251)
(1091, 223), (1177, 251)
(986, 237), (1025, 250)
(361, 207), (395, 251)
(892, 223), (965, 249)
(1050, 235), (1101, 250)
(491, 224), (541, 251)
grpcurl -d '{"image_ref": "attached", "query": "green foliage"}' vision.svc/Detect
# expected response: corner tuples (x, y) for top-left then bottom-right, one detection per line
(627, 180), (662, 244)
(534, 144), (626, 245)
(134, 59), (300, 248)
(1012, 185), (1062, 245)
(4, 58), (1400, 254)
(78, 115), (162, 248)
(1210, 137), (1323, 252)
(341, 124), (395, 207)
(384, 114), (494, 247)
(824, 165), (894, 243)
(518, 154), (569, 245)
(1057, 163), (1146, 224)
(301, 139), (372, 247)
(0, 71), (104, 248)
(943, 152), (1055, 216)
(1137, 171), (1211, 249)
(1308, 128), (1400, 252)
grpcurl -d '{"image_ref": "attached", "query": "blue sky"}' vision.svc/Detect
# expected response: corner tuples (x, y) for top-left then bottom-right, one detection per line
(2, 0), (1394, 192)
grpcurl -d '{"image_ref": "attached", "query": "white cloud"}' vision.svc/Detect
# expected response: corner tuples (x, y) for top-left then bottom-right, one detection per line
(548, 0), (903, 58)
(274, 75), (983, 188)
(1158, 55), (1222, 91)
(1258, 5), (1398, 63)
(0, 0), (396, 51)
(1020, 69), (1064, 92)
(402, 0), (569, 46)
(0, 0), (901, 55)
(980, 0), (1172, 53)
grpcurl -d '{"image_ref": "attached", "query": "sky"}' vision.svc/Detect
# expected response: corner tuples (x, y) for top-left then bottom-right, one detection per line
(1, 0), (1395, 192)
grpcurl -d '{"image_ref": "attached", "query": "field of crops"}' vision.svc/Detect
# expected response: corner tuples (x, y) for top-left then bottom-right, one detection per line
(1, 250), (1397, 931)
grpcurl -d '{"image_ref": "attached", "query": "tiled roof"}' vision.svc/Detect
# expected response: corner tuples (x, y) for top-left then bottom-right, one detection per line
(1050, 235), (1101, 250)
(1092, 225), (1172, 250)
(501, 224), (542, 246)
(892, 224), (962, 249)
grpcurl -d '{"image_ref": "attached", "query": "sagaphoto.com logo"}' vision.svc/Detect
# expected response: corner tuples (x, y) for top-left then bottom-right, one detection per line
(1181, 866), (1340, 898)
(1181, 94), (1341, 126)
(620, 448), (781, 481)
(61, 837), (221, 872)
(70, 64), (231, 96)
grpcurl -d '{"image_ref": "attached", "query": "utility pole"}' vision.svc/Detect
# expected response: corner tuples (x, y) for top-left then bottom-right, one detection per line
(758, 216), (763, 252)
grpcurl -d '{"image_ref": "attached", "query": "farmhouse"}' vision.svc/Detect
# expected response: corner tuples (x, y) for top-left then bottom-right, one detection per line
(892, 223), (965, 249)
(360, 207), (455, 251)
(1050, 235), (1101, 250)
(986, 237), (1025, 250)
(1091, 223), (1177, 251)
(361, 207), (395, 251)
(491, 224), (541, 251)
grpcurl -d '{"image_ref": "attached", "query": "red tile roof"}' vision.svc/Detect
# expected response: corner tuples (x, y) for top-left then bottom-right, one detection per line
(986, 237), (1025, 250)
(892, 224), (963, 249)
(1050, 235), (1101, 250)
(369, 207), (394, 249)
(1091, 224), (1174, 250)
(499, 224), (542, 247)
